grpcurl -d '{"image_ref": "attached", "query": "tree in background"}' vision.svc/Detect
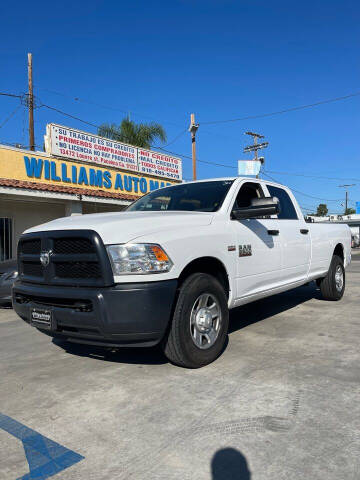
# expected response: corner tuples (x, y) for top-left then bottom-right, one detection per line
(345, 208), (356, 215)
(316, 203), (328, 217)
(98, 118), (167, 149)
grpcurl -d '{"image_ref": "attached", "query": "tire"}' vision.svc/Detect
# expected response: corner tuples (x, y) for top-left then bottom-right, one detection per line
(163, 273), (229, 368)
(318, 255), (345, 301)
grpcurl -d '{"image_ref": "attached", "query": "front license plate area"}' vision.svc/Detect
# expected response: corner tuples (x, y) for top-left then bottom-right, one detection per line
(31, 308), (52, 330)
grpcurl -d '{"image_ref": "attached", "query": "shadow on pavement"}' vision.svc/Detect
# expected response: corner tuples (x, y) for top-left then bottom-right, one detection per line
(229, 282), (321, 334)
(211, 448), (251, 479)
(52, 338), (167, 365)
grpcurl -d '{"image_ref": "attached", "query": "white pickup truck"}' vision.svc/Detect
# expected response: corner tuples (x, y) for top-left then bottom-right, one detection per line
(13, 177), (351, 368)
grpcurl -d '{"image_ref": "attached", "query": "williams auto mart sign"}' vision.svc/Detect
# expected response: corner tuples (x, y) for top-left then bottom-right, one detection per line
(45, 124), (182, 181)
(0, 147), (177, 197)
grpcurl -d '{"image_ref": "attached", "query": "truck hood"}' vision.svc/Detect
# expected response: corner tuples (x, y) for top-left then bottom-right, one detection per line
(25, 211), (214, 244)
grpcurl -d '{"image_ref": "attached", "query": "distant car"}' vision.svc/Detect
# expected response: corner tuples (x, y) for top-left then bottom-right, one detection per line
(352, 234), (360, 248)
(0, 259), (18, 305)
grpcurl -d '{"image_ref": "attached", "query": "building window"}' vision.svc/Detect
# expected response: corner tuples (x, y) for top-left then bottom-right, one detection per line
(0, 218), (13, 261)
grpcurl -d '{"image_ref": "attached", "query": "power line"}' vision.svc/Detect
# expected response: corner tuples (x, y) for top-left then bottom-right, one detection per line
(0, 95), (134, 148)
(40, 103), (184, 149)
(264, 169), (360, 182)
(283, 188), (342, 203)
(157, 147), (238, 169)
(159, 128), (188, 148)
(155, 148), (355, 205)
(300, 206), (316, 212)
(200, 90), (360, 125)
(166, 156), (344, 205)
(35, 86), (244, 143)
(36, 87), (128, 114)
(40, 103), (100, 129)
(40, 103), (142, 146)
(3, 94), (294, 173)
(29, 106), (234, 170)
(0, 92), (22, 98)
(262, 171), (342, 202)
(0, 105), (22, 129)
(35, 86), (185, 128)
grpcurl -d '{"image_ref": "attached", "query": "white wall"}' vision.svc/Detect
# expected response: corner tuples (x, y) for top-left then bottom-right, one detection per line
(0, 195), (129, 258)
(0, 196), (65, 257)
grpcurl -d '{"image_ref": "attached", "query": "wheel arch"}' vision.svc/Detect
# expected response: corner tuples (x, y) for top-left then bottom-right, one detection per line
(178, 256), (230, 299)
(333, 243), (344, 262)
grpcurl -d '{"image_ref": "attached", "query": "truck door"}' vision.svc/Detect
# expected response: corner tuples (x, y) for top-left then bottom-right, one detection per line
(265, 184), (311, 284)
(230, 181), (283, 300)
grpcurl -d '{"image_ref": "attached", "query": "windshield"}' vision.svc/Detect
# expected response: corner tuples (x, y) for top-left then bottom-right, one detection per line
(127, 180), (234, 212)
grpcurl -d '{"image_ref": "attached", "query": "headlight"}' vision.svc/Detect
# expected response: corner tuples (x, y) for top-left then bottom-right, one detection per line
(106, 244), (173, 275)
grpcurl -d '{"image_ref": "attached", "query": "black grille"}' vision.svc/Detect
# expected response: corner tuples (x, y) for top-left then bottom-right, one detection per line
(21, 239), (41, 254)
(18, 230), (113, 287)
(22, 262), (43, 277)
(55, 262), (101, 279)
(53, 238), (95, 255)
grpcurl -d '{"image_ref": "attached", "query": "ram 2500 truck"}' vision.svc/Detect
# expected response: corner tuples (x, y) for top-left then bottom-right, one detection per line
(13, 178), (351, 368)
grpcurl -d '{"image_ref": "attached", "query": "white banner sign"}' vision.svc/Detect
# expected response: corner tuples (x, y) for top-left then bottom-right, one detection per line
(238, 160), (262, 176)
(45, 124), (182, 181)
(138, 149), (182, 180)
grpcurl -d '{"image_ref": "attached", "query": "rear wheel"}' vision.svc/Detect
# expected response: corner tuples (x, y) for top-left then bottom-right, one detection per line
(163, 273), (229, 368)
(318, 254), (345, 301)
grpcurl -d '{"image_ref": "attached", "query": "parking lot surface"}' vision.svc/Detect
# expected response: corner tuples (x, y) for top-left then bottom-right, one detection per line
(1, 254), (360, 480)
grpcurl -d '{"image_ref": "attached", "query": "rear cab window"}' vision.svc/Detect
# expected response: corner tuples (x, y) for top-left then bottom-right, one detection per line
(266, 185), (298, 220)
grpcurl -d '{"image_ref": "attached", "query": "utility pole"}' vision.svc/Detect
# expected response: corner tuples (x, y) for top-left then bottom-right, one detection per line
(189, 113), (199, 180)
(339, 184), (355, 214)
(27, 53), (35, 151)
(243, 131), (268, 178)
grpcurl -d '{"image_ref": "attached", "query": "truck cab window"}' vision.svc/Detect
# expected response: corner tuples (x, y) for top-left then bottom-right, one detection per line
(266, 185), (298, 220)
(233, 182), (264, 209)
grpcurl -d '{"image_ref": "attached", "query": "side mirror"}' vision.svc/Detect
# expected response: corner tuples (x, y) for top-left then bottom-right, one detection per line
(232, 196), (280, 220)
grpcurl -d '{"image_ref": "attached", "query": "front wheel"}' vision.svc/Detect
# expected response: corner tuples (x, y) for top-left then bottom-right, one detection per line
(163, 273), (229, 368)
(318, 254), (345, 301)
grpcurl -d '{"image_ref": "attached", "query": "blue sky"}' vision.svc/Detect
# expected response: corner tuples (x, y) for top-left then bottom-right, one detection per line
(1, 0), (359, 213)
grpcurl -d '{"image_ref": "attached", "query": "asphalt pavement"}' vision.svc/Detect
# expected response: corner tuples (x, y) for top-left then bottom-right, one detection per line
(1, 255), (360, 479)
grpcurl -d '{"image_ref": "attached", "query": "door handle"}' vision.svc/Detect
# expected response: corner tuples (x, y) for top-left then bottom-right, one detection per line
(300, 229), (309, 234)
(267, 229), (279, 236)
